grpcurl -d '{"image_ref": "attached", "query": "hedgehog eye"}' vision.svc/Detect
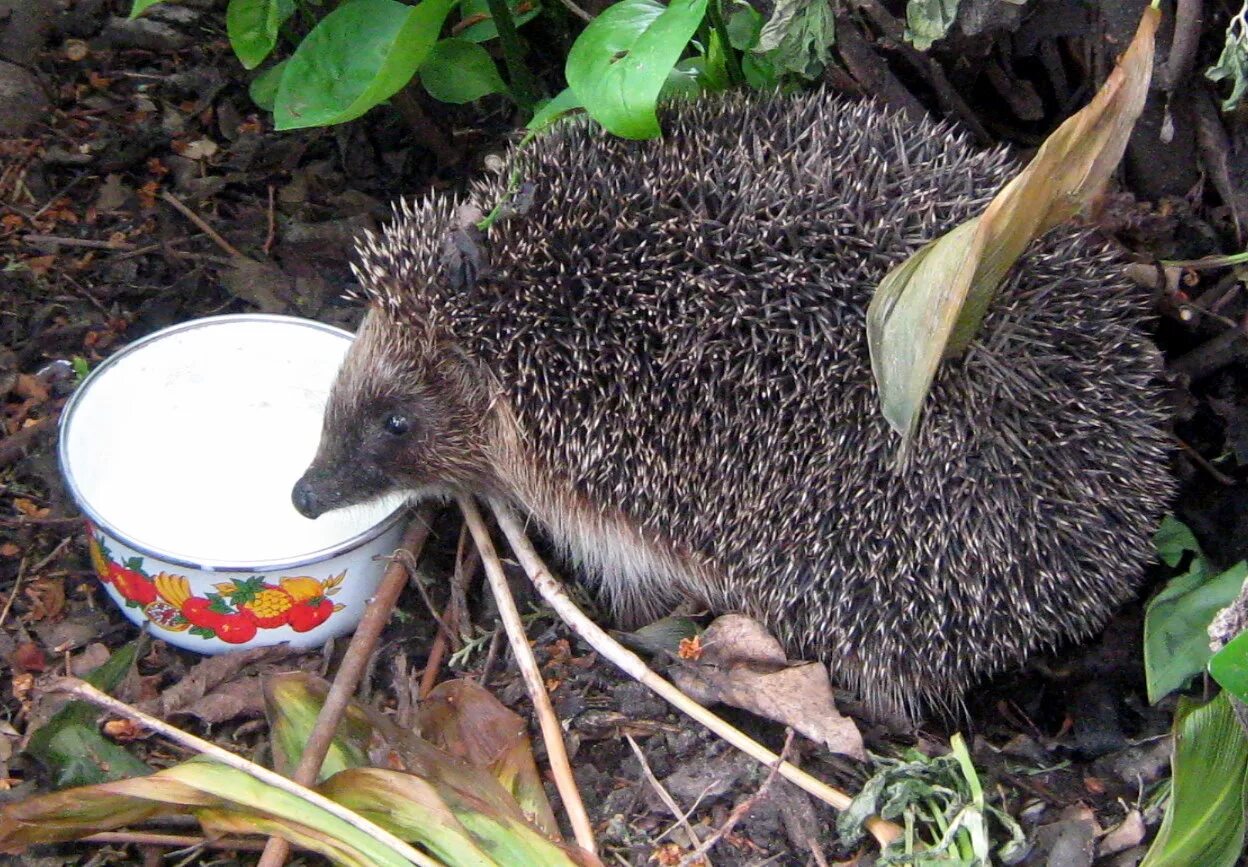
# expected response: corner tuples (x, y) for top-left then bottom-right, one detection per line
(384, 413), (411, 436)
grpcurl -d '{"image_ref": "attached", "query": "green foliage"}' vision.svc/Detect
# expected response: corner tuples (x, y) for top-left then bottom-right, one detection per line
(755, 0), (834, 78)
(1140, 693), (1248, 867)
(1144, 516), (1248, 703)
(1209, 2), (1248, 110)
(421, 39), (510, 103)
(839, 734), (1026, 863)
(904, 0), (959, 50)
(130, 0), (825, 141)
(226, 0), (295, 69)
(1210, 629), (1248, 703)
(25, 641), (152, 788)
(274, 0), (456, 129)
(565, 0), (709, 139)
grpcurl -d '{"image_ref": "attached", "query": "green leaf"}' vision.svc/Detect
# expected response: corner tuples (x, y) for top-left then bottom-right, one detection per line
(741, 52), (777, 89)
(1155, 515), (1201, 567)
(1210, 630), (1248, 703)
(71, 356), (90, 382)
(662, 58), (705, 101)
(128, 0), (166, 18)
(725, 2), (763, 50)
(264, 673), (373, 781)
(1141, 693), (1248, 867)
(274, 0), (458, 130)
(755, 0), (835, 79)
(25, 642), (153, 788)
(905, 0), (959, 51)
(524, 86), (584, 133)
(565, 0), (709, 140)
(1145, 560), (1248, 703)
(457, 0), (541, 43)
(421, 39), (508, 104)
(227, 0), (295, 69)
(1208, 5), (1248, 111)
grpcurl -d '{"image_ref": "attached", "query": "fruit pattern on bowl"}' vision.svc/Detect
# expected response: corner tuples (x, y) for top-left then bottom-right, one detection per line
(87, 526), (345, 645)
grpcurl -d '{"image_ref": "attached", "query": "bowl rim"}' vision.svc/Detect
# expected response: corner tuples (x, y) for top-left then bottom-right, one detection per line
(58, 313), (409, 573)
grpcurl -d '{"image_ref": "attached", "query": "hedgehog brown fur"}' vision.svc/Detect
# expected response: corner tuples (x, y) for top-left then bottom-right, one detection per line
(293, 90), (1174, 720)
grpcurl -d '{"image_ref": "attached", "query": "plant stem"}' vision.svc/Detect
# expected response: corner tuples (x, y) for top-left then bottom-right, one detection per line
(706, 0), (743, 86)
(485, 0), (541, 110)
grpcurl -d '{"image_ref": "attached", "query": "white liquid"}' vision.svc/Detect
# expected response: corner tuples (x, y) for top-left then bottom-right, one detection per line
(64, 318), (405, 565)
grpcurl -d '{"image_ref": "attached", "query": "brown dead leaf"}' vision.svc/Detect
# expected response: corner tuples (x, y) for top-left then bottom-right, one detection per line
(11, 642), (46, 674)
(138, 645), (300, 721)
(0, 543), (20, 559)
(12, 499), (49, 519)
(23, 577), (66, 621)
(669, 614), (865, 760)
(22, 256), (55, 278)
(12, 375), (48, 403)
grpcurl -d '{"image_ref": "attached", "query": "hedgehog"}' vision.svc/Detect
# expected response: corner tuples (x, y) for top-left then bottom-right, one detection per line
(292, 90), (1174, 720)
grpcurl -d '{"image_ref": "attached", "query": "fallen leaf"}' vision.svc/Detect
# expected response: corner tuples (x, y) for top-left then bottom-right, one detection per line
(669, 614), (865, 760)
(1099, 809), (1146, 857)
(0, 543), (20, 559)
(12, 499), (49, 519)
(866, 6), (1160, 446)
(11, 643), (46, 674)
(23, 577), (66, 621)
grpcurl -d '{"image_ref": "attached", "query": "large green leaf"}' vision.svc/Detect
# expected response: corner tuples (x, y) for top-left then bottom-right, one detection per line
(565, 0), (709, 140)
(1145, 560), (1248, 703)
(1140, 693), (1248, 867)
(227, 0), (296, 69)
(421, 39), (509, 104)
(274, 0), (458, 130)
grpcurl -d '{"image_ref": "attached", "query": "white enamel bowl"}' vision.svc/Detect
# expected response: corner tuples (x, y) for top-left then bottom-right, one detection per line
(58, 314), (408, 653)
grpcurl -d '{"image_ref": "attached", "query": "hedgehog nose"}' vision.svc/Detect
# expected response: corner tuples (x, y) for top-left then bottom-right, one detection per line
(291, 477), (324, 519)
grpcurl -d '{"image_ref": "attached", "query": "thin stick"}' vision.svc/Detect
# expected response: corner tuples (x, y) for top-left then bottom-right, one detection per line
(624, 735), (704, 852)
(487, 497), (902, 849)
(457, 496), (598, 855)
(0, 556), (27, 629)
(50, 680), (437, 867)
(256, 509), (432, 867)
(160, 191), (246, 260)
(680, 730), (795, 866)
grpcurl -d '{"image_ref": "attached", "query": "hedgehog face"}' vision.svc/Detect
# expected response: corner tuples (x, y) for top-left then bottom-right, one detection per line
(292, 310), (491, 519)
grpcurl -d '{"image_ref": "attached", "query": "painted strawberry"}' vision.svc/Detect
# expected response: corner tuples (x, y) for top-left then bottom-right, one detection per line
(213, 614), (258, 644)
(287, 598), (333, 633)
(181, 597), (226, 630)
(108, 562), (157, 606)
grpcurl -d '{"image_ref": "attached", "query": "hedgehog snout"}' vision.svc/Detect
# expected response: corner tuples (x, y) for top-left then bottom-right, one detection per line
(291, 473), (326, 519)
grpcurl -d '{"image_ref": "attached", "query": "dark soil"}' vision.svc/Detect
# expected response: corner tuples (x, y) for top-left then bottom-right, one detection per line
(3, 1), (1248, 865)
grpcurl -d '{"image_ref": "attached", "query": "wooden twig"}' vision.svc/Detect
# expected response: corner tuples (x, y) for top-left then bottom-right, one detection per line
(256, 509), (432, 867)
(624, 735), (705, 853)
(52, 682), (436, 867)
(487, 497), (903, 849)
(160, 191), (247, 260)
(457, 496), (598, 856)
(0, 556), (27, 629)
(680, 730), (796, 866)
